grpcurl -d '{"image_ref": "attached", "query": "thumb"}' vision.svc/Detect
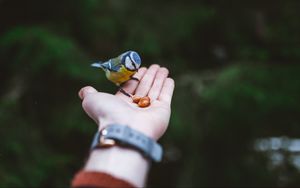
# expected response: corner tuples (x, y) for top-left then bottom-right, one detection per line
(78, 86), (98, 100)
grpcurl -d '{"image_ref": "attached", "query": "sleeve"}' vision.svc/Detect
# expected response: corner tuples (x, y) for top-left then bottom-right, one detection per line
(71, 170), (135, 188)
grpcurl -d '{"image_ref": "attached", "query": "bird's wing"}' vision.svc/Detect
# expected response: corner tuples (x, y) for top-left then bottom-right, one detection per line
(101, 59), (121, 72)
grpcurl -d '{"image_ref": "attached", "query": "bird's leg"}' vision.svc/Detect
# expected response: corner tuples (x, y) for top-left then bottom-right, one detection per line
(118, 76), (139, 97)
(118, 85), (132, 98)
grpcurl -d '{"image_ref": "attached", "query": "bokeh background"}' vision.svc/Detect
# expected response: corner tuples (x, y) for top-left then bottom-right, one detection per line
(1, 0), (300, 187)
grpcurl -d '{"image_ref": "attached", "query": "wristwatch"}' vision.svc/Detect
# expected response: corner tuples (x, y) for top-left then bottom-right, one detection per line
(90, 124), (163, 162)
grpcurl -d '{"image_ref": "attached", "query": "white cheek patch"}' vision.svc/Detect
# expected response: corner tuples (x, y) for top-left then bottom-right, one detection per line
(125, 56), (135, 70)
(130, 53), (139, 69)
(130, 52), (141, 69)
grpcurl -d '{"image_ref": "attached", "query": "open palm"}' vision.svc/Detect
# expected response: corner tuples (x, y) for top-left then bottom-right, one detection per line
(79, 65), (175, 140)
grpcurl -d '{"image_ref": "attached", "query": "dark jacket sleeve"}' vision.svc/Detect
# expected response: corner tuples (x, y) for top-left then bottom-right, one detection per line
(71, 170), (134, 188)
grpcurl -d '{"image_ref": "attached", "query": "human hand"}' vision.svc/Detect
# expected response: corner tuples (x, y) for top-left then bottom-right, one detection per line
(78, 64), (175, 140)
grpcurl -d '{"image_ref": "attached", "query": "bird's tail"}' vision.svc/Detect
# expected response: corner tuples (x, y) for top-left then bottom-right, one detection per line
(91, 61), (103, 68)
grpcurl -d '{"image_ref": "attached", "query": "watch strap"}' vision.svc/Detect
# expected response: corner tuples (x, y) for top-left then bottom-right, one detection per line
(91, 124), (163, 162)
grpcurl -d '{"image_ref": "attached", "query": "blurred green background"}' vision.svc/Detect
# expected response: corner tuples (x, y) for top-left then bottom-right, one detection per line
(1, 0), (300, 187)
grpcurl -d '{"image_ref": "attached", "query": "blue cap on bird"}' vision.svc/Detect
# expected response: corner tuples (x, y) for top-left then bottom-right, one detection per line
(121, 51), (141, 71)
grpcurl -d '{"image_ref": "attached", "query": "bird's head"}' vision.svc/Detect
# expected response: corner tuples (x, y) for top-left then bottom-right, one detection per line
(121, 51), (141, 71)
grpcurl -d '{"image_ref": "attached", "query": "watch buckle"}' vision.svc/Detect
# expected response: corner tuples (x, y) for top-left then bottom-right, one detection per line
(100, 136), (116, 147)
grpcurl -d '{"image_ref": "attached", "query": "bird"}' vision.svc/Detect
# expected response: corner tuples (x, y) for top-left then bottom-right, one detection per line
(91, 51), (141, 97)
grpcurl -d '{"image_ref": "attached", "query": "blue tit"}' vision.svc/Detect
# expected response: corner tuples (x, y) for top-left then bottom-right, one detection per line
(91, 51), (141, 97)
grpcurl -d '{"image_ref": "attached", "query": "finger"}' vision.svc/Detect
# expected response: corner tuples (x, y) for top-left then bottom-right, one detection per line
(134, 64), (160, 97)
(78, 86), (98, 100)
(115, 67), (147, 96)
(158, 78), (175, 105)
(148, 67), (169, 101)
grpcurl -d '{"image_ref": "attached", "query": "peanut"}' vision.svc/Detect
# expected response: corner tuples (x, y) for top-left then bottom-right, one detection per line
(132, 96), (141, 104)
(138, 96), (151, 108)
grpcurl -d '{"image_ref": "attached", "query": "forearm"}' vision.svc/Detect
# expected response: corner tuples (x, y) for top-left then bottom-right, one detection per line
(84, 146), (150, 187)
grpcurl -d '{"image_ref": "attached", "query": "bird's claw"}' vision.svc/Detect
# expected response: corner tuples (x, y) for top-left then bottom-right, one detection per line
(119, 87), (132, 98)
(130, 77), (139, 82)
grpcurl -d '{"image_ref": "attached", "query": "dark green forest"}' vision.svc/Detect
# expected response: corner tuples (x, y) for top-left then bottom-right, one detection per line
(1, 0), (300, 187)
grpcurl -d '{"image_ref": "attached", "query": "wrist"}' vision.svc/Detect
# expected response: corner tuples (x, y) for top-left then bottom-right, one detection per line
(85, 146), (150, 187)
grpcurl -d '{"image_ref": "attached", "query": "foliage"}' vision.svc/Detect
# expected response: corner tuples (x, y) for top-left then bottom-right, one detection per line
(1, 0), (300, 187)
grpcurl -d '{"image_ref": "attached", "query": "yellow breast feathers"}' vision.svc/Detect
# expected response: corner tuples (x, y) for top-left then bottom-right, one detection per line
(106, 65), (136, 85)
